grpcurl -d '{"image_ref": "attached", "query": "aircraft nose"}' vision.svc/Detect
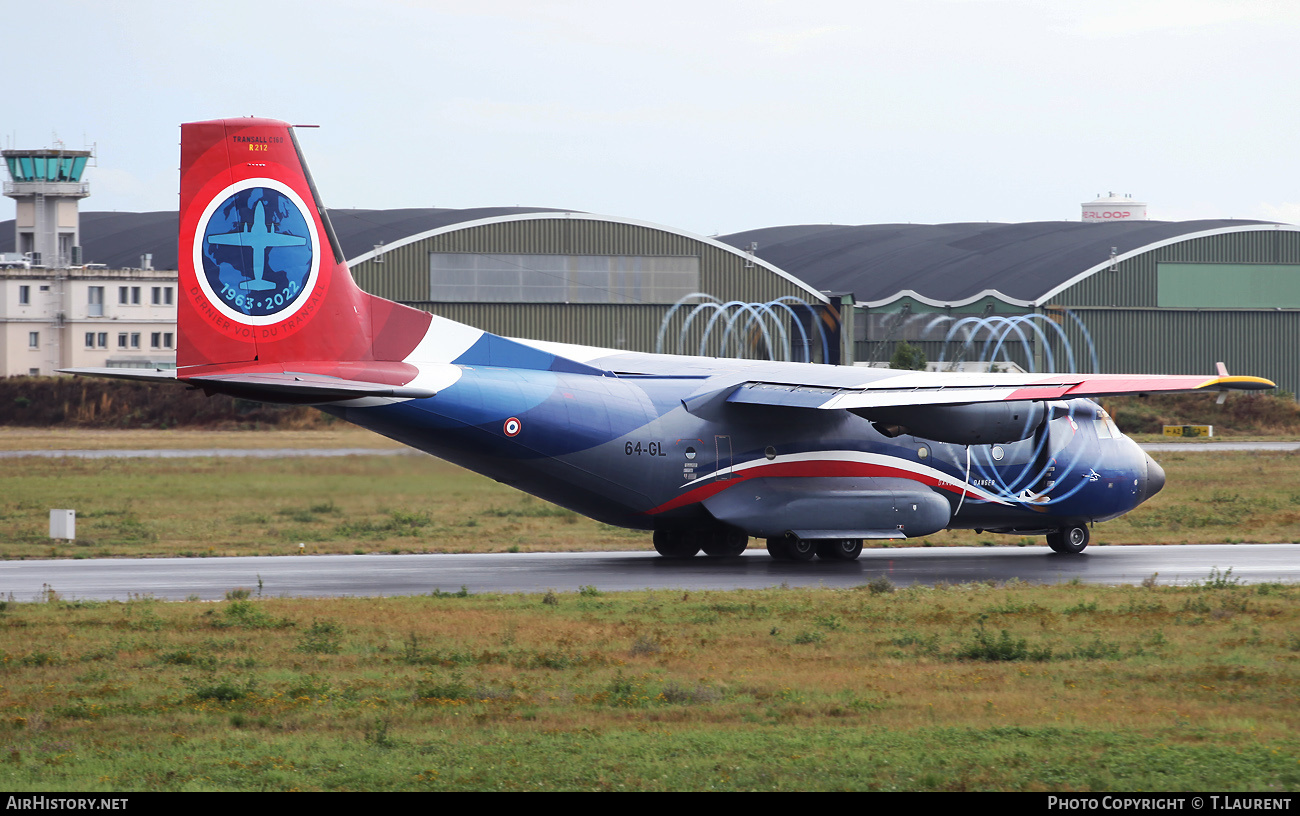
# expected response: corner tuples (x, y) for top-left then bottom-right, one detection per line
(1139, 453), (1165, 504)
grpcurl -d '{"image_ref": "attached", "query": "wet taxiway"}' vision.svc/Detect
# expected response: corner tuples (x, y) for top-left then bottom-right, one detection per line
(2, 544), (1295, 602)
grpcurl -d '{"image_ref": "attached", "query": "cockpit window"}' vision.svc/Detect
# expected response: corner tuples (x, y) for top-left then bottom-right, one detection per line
(1094, 407), (1121, 439)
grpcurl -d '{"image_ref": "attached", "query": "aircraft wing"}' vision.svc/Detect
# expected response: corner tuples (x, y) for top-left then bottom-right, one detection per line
(726, 369), (1274, 411)
(59, 367), (437, 403)
(206, 233), (245, 246)
(258, 232), (307, 247)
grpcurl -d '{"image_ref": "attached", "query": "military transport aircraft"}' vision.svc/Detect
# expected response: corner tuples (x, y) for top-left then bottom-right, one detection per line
(64, 118), (1274, 560)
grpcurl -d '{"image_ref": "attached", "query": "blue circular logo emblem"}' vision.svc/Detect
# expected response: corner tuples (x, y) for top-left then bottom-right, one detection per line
(197, 183), (317, 323)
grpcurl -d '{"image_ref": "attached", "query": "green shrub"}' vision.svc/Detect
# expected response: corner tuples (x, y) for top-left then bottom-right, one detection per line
(957, 626), (1051, 662)
(296, 619), (343, 654)
(210, 601), (293, 630)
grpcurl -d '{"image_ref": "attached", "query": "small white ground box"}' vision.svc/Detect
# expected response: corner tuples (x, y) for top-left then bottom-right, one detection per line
(50, 509), (75, 540)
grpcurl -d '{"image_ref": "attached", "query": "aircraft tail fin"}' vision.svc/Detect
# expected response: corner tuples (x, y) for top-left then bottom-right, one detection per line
(178, 117), (433, 379)
(176, 117), (605, 386)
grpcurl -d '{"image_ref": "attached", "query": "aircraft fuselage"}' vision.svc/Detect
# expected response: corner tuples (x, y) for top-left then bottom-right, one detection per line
(327, 362), (1165, 544)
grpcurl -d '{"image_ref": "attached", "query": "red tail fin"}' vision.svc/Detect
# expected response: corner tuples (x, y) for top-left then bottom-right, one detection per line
(178, 117), (429, 374)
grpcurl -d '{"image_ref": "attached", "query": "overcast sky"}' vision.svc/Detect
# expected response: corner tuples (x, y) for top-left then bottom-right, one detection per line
(5, 0), (1298, 235)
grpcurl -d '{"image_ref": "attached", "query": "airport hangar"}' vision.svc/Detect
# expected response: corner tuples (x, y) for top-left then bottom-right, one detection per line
(720, 219), (1300, 397)
(6, 208), (1300, 397)
(4, 207), (846, 371)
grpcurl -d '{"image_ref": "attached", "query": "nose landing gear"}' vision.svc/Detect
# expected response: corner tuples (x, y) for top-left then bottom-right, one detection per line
(1046, 524), (1089, 554)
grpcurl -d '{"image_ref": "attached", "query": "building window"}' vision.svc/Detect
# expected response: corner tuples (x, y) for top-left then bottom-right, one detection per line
(429, 253), (702, 304)
(165, 287), (173, 305)
(151, 332), (161, 349)
(163, 332), (173, 348)
(88, 286), (104, 317)
(97, 332), (107, 348)
(118, 333), (127, 349)
(85, 332), (95, 348)
(19, 285), (29, 305)
(28, 368), (39, 377)
(130, 333), (140, 349)
(132, 287), (141, 305)
(28, 331), (39, 349)
(119, 286), (129, 305)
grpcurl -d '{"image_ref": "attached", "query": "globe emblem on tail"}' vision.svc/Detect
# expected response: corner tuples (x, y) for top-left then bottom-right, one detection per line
(198, 183), (317, 322)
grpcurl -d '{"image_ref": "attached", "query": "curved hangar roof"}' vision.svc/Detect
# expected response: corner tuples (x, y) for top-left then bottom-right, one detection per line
(0, 207), (567, 272)
(8, 210), (1298, 311)
(718, 220), (1300, 308)
(0, 207), (821, 300)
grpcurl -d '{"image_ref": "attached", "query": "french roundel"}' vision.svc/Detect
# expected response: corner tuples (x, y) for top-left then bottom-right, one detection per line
(193, 178), (321, 327)
(503, 417), (522, 437)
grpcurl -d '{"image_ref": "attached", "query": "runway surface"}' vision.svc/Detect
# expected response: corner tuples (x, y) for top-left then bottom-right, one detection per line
(3, 445), (1295, 601)
(4, 544), (1296, 602)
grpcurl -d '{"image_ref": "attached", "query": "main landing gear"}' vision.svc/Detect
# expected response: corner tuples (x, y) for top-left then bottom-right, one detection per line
(652, 530), (866, 560)
(1046, 524), (1089, 554)
(766, 537), (864, 561)
(653, 528), (749, 558)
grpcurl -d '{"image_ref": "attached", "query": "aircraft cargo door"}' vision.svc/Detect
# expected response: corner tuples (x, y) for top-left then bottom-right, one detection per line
(714, 435), (733, 481)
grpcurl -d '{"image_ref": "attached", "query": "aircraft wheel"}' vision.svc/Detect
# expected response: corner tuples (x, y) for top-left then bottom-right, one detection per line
(785, 537), (817, 562)
(816, 539), (863, 561)
(766, 538), (791, 560)
(701, 529), (749, 557)
(653, 529), (700, 559)
(1046, 525), (1089, 554)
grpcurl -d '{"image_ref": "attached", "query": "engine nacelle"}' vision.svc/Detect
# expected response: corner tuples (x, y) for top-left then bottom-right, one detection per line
(859, 400), (1046, 445)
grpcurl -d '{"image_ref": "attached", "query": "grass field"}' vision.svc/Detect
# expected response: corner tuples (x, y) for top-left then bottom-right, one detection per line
(0, 426), (400, 452)
(0, 579), (1295, 791)
(1, 438), (1299, 558)
(1, 428), (1296, 791)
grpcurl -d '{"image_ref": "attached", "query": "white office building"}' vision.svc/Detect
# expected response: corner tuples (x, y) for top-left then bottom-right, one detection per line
(1, 268), (177, 376)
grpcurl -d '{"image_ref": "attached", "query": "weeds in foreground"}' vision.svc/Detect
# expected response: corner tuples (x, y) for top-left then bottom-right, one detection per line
(1201, 567), (1241, 589)
(0, 581), (1296, 791)
(297, 619), (343, 654)
(865, 576), (895, 595)
(430, 586), (470, 599)
(956, 620), (1053, 662)
(208, 600), (294, 630)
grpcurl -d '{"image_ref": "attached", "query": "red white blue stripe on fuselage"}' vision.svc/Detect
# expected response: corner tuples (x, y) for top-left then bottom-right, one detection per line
(647, 449), (1013, 516)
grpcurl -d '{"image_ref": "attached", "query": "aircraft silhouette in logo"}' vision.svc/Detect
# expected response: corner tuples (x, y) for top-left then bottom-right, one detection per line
(207, 198), (306, 291)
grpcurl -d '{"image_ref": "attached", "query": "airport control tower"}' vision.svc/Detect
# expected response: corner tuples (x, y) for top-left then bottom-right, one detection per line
(3, 146), (92, 268)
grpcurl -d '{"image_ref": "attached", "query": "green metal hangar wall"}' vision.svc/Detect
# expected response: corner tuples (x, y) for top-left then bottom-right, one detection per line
(337, 208), (841, 361)
(0, 206), (841, 362)
(719, 220), (1300, 395)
